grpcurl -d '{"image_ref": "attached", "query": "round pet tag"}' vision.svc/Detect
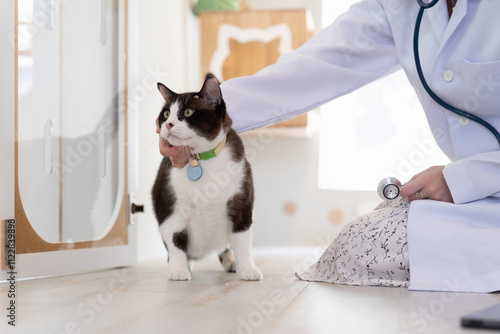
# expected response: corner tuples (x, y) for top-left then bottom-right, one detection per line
(187, 164), (202, 181)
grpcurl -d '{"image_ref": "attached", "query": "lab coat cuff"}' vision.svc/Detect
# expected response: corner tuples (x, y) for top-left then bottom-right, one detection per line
(443, 160), (477, 204)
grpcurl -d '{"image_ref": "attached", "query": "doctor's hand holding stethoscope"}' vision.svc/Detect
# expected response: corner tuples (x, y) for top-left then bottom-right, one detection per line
(399, 166), (453, 203)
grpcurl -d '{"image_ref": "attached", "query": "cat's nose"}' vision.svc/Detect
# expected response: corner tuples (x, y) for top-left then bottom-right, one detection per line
(166, 122), (174, 130)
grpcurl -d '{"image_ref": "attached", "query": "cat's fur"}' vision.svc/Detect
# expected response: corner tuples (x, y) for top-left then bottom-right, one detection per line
(151, 75), (262, 281)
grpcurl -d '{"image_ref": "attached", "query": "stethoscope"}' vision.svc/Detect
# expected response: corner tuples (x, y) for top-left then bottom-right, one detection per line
(378, 0), (500, 201)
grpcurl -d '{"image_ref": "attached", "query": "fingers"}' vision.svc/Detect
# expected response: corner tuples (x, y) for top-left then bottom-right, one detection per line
(156, 117), (160, 134)
(170, 149), (190, 168)
(400, 165), (453, 203)
(407, 169), (426, 182)
(401, 173), (431, 201)
(405, 189), (427, 202)
(159, 137), (190, 168)
(400, 179), (426, 202)
(400, 169), (428, 199)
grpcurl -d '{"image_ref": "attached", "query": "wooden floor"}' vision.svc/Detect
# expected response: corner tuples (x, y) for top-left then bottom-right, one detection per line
(1, 247), (499, 334)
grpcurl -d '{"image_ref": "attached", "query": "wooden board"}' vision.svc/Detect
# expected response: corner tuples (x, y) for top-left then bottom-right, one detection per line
(200, 10), (311, 127)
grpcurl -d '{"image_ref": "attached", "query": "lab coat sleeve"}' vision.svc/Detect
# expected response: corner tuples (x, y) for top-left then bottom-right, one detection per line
(443, 151), (500, 204)
(220, 0), (400, 133)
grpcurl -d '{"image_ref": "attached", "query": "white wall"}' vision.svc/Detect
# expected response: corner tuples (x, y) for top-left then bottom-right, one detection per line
(132, 0), (201, 261)
(241, 126), (381, 248)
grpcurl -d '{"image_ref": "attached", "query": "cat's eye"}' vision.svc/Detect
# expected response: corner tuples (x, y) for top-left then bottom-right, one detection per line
(184, 108), (194, 117)
(163, 110), (170, 119)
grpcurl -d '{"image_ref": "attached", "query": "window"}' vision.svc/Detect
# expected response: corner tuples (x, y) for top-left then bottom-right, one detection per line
(318, 1), (449, 191)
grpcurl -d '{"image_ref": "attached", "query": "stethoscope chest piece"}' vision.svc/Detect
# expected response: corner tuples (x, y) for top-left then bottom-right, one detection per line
(378, 177), (402, 201)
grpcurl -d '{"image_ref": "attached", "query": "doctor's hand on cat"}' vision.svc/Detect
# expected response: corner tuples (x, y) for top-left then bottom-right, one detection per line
(400, 166), (454, 203)
(156, 117), (190, 168)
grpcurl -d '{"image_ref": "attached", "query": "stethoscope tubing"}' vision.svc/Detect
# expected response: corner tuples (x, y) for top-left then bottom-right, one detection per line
(414, 1), (500, 146)
(416, 0), (439, 9)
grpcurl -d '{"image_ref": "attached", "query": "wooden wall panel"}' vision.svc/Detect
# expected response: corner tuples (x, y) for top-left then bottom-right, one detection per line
(200, 10), (312, 127)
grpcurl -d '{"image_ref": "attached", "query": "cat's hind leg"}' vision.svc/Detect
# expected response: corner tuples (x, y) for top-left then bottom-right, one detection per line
(218, 247), (236, 272)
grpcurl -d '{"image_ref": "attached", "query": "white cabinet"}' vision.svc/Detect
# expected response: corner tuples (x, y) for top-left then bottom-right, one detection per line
(1, 0), (137, 279)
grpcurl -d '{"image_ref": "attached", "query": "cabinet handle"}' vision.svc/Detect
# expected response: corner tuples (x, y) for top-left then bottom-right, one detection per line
(100, 125), (107, 177)
(44, 119), (53, 175)
(99, 0), (107, 45)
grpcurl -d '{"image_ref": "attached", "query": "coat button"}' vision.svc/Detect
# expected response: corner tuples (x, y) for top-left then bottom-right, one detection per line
(444, 70), (454, 82)
(459, 116), (470, 126)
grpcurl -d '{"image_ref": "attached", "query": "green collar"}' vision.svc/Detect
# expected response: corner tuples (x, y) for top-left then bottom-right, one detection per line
(194, 136), (227, 160)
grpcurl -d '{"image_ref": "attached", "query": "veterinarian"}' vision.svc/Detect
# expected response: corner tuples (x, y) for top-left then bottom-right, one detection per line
(158, 0), (500, 293)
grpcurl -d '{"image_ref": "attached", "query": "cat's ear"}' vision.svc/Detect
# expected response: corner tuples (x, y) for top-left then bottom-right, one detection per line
(199, 76), (222, 108)
(157, 83), (177, 103)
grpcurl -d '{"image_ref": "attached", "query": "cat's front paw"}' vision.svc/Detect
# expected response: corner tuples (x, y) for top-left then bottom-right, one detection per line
(168, 266), (191, 281)
(237, 266), (263, 281)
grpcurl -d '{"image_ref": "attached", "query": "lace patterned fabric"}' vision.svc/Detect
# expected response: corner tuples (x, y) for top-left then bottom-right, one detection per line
(297, 198), (411, 287)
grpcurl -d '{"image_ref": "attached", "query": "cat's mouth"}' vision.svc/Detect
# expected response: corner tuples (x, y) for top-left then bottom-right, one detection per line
(165, 133), (193, 146)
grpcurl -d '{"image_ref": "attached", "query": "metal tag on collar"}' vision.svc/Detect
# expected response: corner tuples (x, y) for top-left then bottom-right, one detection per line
(187, 159), (202, 181)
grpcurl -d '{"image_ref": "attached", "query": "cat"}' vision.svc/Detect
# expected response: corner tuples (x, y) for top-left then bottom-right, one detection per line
(151, 75), (262, 281)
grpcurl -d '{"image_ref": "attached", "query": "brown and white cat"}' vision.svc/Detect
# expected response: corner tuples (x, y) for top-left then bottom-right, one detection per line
(152, 75), (262, 281)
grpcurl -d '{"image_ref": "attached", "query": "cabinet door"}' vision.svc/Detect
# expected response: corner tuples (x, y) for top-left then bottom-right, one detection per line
(1, 0), (137, 279)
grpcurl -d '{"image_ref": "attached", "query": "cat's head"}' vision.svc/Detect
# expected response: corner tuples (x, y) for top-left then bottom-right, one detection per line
(157, 75), (232, 153)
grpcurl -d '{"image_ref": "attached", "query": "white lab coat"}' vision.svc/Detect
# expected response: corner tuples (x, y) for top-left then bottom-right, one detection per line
(220, 0), (500, 292)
